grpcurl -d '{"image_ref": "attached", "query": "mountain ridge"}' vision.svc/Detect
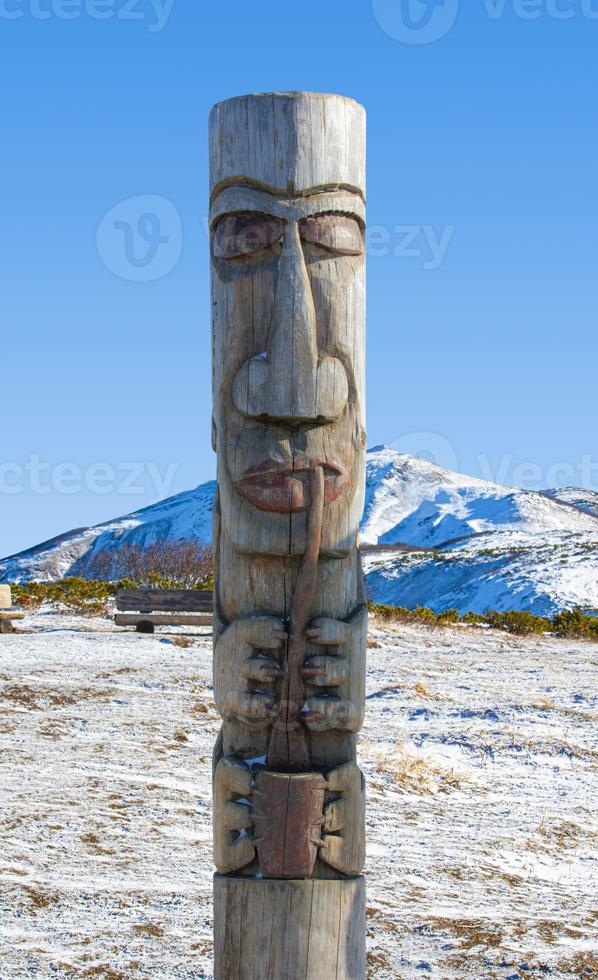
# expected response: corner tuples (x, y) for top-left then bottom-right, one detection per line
(2, 449), (597, 615)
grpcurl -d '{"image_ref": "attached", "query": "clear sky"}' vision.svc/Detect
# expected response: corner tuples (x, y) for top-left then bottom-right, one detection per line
(1, 0), (597, 557)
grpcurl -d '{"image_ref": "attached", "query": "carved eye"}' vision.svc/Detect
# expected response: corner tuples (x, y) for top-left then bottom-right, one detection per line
(213, 213), (284, 258)
(300, 214), (364, 256)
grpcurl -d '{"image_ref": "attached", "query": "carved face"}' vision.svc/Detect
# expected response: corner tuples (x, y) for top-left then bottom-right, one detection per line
(211, 184), (366, 557)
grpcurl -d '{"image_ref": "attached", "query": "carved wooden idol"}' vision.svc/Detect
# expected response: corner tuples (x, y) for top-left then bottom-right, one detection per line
(209, 92), (367, 979)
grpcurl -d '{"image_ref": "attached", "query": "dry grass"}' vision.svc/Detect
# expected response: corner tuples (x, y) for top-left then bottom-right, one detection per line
(170, 636), (195, 649)
(0, 684), (42, 709)
(20, 885), (60, 910)
(533, 818), (596, 852)
(82, 967), (127, 980)
(0, 683), (111, 710)
(376, 738), (468, 795)
(80, 832), (114, 856)
(557, 951), (598, 975)
(366, 949), (393, 974)
(131, 923), (164, 938)
(414, 680), (444, 700)
(533, 697), (557, 711)
(424, 916), (503, 950)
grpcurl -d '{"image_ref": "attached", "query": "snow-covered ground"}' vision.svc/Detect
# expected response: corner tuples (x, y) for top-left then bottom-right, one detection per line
(1, 611), (596, 978)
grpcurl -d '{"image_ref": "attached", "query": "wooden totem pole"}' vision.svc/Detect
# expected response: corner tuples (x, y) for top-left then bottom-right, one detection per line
(210, 92), (367, 980)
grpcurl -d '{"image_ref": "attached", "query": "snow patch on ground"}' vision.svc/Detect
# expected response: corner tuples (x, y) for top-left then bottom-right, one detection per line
(1, 611), (596, 978)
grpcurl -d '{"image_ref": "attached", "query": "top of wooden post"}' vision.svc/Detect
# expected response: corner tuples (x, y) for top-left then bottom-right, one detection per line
(209, 91), (366, 201)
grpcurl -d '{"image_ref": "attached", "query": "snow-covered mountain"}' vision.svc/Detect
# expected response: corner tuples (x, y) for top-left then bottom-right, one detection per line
(2, 447), (597, 615)
(545, 486), (598, 518)
(0, 482), (216, 585)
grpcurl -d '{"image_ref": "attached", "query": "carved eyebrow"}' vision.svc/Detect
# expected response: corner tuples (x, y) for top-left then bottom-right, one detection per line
(210, 177), (365, 206)
(301, 208), (365, 227)
(210, 187), (365, 228)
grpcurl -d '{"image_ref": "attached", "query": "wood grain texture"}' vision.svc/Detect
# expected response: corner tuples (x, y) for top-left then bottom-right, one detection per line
(0, 586), (12, 609)
(213, 876), (366, 980)
(209, 93), (365, 200)
(114, 613), (212, 627)
(210, 90), (367, 973)
(116, 589), (213, 612)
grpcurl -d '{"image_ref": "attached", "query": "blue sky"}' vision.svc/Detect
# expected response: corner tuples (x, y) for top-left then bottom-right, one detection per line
(1, 0), (597, 557)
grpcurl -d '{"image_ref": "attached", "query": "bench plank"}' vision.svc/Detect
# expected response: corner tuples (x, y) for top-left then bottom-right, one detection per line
(116, 589), (213, 613)
(115, 613), (213, 627)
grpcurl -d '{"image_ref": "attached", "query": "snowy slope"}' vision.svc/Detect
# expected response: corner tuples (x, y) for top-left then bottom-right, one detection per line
(361, 446), (598, 547)
(546, 486), (598, 518)
(1, 449), (597, 614)
(0, 482), (216, 584)
(361, 448), (598, 615)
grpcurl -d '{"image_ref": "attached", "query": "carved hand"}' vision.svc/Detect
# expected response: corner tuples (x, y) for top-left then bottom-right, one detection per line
(320, 762), (366, 876)
(214, 616), (287, 730)
(213, 757), (256, 874)
(302, 609), (367, 733)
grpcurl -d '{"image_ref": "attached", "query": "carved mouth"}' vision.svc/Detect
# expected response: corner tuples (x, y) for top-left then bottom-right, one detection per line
(237, 457), (350, 513)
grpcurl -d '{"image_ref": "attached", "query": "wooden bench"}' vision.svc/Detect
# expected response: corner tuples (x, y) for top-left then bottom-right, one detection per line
(0, 585), (25, 633)
(114, 588), (213, 633)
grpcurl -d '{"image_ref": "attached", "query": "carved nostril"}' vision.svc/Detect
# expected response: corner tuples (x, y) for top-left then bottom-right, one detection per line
(231, 221), (349, 422)
(232, 355), (349, 422)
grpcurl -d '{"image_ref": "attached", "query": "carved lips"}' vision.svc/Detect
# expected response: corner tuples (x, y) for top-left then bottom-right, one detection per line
(237, 457), (350, 513)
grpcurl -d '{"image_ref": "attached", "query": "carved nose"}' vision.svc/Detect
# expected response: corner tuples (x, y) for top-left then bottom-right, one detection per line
(232, 222), (348, 423)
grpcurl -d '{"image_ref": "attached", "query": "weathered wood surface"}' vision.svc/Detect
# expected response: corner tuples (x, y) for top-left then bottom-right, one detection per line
(210, 92), (365, 201)
(0, 611), (24, 620)
(0, 586), (12, 609)
(213, 876), (366, 980)
(114, 613), (212, 627)
(116, 589), (213, 612)
(209, 91), (367, 976)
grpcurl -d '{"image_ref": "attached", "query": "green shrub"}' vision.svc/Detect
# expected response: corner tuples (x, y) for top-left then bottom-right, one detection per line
(411, 606), (437, 625)
(483, 610), (550, 636)
(368, 599), (598, 640)
(462, 611), (485, 625)
(552, 606), (598, 639)
(13, 578), (114, 617)
(436, 608), (461, 626)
